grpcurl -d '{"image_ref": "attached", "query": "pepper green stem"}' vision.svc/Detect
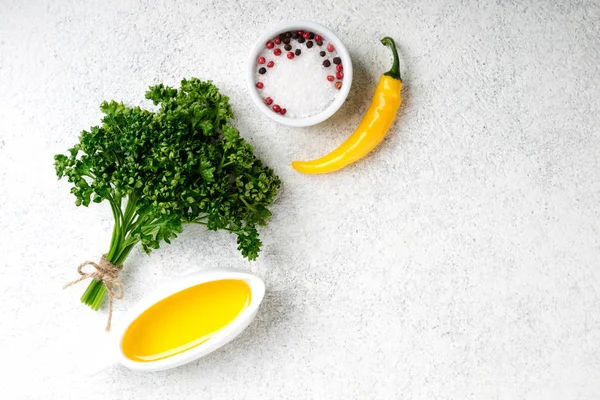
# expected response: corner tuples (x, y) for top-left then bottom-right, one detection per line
(381, 37), (402, 81)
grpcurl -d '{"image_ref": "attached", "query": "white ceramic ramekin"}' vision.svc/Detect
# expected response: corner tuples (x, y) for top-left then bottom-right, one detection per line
(247, 20), (353, 127)
(112, 268), (265, 372)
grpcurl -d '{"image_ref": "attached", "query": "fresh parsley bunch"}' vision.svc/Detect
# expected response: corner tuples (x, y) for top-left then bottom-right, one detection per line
(55, 78), (280, 310)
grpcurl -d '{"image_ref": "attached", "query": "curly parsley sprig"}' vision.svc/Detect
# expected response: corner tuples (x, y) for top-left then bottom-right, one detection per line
(55, 78), (280, 310)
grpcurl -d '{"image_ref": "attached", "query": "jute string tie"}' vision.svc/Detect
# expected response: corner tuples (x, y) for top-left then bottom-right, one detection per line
(63, 255), (123, 331)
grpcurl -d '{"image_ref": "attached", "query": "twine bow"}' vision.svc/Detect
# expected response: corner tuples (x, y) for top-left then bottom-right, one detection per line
(63, 255), (124, 331)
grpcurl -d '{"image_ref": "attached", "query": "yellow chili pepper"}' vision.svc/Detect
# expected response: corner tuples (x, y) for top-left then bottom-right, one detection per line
(292, 37), (403, 175)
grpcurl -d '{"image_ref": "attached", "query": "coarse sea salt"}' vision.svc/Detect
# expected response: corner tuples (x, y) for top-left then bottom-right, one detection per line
(255, 38), (342, 119)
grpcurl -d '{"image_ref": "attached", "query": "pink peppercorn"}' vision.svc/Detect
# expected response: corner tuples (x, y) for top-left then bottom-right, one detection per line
(327, 43), (334, 52)
(334, 81), (342, 90)
(336, 63), (343, 72)
(265, 97), (273, 105)
(287, 52), (295, 59)
(256, 82), (264, 89)
(315, 34), (323, 41)
(272, 104), (281, 113)
(303, 32), (311, 39)
(267, 61), (274, 68)
(258, 56), (265, 64)
(296, 30), (303, 35)
(273, 48), (282, 56)
(266, 41), (274, 49)
(327, 75), (334, 82)
(280, 108), (287, 115)
(274, 37), (281, 45)
(336, 71), (343, 79)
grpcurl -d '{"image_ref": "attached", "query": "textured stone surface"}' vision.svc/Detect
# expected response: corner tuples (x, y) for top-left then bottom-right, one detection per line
(1, 1), (600, 399)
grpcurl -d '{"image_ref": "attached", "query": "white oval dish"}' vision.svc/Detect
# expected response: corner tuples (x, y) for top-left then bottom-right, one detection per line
(113, 268), (265, 372)
(247, 20), (353, 127)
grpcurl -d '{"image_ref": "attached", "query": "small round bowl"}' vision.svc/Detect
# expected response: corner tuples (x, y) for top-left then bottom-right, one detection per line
(247, 20), (353, 127)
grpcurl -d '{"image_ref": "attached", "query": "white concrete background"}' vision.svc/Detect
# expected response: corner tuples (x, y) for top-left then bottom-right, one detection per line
(1, 0), (599, 399)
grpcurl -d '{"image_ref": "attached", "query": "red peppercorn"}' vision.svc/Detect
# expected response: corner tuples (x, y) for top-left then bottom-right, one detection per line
(315, 34), (323, 41)
(336, 71), (343, 79)
(265, 97), (273, 105)
(336, 63), (343, 72)
(274, 38), (281, 45)
(266, 41), (274, 49)
(273, 48), (282, 56)
(302, 32), (311, 39)
(287, 51), (295, 59)
(327, 75), (334, 82)
(267, 61), (274, 68)
(327, 43), (334, 52)
(272, 104), (281, 113)
(280, 108), (287, 115)
(256, 82), (264, 89)
(258, 56), (265, 64)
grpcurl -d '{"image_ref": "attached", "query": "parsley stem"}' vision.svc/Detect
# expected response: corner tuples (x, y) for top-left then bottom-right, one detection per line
(81, 198), (127, 309)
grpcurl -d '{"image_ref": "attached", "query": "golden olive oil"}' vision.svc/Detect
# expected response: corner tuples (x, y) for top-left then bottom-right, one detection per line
(121, 279), (251, 362)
